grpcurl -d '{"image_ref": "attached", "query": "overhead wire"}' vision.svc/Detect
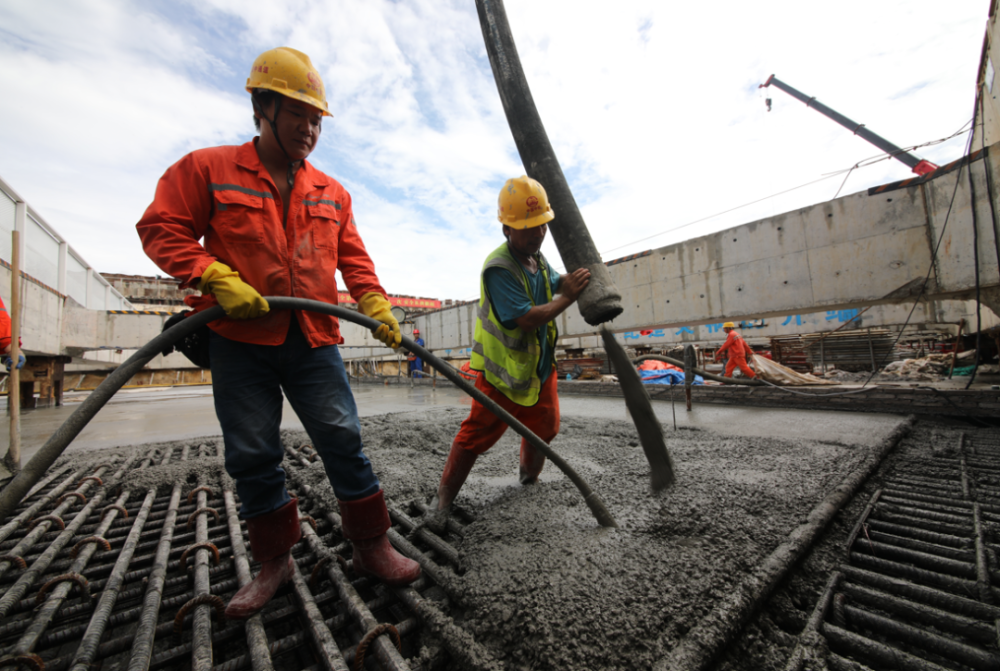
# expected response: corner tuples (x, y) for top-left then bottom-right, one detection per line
(596, 123), (974, 260)
(963, 84), (996, 390)
(830, 121), (974, 199)
(857, 94), (982, 389)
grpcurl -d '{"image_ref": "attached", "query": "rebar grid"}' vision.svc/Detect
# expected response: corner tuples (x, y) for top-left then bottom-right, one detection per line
(817, 430), (1000, 669)
(0, 439), (493, 671)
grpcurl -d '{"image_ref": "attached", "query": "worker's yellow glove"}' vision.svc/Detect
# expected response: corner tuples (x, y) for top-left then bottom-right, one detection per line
(358, 292), (401, 349)
(199, 261), (269, 320)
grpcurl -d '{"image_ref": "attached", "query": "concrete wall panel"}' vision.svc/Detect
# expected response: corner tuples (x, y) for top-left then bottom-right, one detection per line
(806, 227), (933, 304)
(924, 157), (1000, 294)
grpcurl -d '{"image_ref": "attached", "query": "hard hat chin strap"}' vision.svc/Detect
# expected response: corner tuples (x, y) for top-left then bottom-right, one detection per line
(255, 92), (302, 189)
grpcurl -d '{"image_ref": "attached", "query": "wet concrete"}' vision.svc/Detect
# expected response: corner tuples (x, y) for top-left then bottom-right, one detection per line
(1, 382), (915, 669)
(287, 405), (911, 670)
(2, 383), (902, 466)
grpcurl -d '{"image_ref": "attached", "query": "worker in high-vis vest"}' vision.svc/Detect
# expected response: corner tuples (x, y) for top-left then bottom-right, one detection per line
(429, 176), (591, 518)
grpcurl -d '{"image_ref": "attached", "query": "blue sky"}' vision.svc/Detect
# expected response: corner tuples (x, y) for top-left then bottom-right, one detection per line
(0, 0), (988, 302)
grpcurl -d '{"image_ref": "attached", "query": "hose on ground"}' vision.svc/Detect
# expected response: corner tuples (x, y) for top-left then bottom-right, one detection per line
(0, 298), (617, 528)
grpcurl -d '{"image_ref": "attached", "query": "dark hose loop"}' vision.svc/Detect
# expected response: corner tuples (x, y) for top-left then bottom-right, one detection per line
(0, 299), (617, 528)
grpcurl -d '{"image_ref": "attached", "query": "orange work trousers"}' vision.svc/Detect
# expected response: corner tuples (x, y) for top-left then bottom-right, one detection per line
(453, 370), (560, 477)
(725, 356), (756, 379)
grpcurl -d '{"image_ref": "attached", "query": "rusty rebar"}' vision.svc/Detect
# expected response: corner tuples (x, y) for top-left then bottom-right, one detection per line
(875, 501), (972, 528)
(0, 458), (134, 619)
(862, 529), (972, 562)
(409, 498), (467, 538)
(0, 467), (81, 543)
(865, 518), (970, 549)
(187, 467), (221, 670)
(782, 572), (843, 671)
(127, 460), (186, 670)
(68, 478), (159, 671)
(855, 540), (976, 579)
(295, 508), (410, 671)
(654, 417), (915, 671)
(839, 604), (999, 669)
(840, 580), (997, 645)
(823, 623), (949, 671)
(390, 504), (462, 567)
(221, 489), (275, 671)
(850, 553), (994, 600)
(393, 581), (504, 671)
(0, 464), (113, 581)
(288, 560), (351, 671)
(284, 463), (463, 602)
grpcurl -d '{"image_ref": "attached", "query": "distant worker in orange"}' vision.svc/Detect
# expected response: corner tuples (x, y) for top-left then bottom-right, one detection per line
(714, 321), (756, 379)
(0, 295), (24, 372)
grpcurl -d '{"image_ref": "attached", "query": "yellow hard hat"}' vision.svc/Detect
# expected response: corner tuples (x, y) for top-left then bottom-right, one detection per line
(723, 322), (736, 329)
(246, 47), (332, 116)
(498, 176), (555, 230)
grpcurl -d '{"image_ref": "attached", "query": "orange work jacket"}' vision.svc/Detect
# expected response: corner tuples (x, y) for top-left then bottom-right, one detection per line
(136, 140), (386, 347)
(0, 295), (10, 351)
(717, 330), (752, 361)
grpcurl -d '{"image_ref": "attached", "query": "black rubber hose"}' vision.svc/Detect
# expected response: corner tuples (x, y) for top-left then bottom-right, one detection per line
(0, 298), (617, 528)
(475, 0), (623, 326)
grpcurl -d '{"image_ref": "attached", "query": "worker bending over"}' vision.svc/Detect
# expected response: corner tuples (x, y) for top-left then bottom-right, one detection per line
(715, 321), (756, 379)
(430, 176), (590, 517)
(137, 47), (419, 620)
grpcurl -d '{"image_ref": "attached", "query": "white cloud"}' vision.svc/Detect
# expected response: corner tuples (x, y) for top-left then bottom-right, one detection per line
(0, 0), (988, 299)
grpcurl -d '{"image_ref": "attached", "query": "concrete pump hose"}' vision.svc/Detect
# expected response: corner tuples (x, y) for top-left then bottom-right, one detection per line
(0, 298), (618, 529)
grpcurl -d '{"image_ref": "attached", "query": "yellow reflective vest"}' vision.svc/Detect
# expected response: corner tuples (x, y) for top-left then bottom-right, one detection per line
(470, 242), (558, 406)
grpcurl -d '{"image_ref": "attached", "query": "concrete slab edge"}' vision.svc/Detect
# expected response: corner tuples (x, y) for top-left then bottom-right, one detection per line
(651, 416), (917, 671)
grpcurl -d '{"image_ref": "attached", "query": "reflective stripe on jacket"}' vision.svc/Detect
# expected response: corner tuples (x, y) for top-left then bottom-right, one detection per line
(718, 330), (749, 360)
(136, 140), (386, 347)
(470, 242), (557, 407)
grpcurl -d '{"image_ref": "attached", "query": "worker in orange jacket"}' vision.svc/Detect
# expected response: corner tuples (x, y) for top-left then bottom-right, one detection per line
(0, 295), (24, 372)
(136, 47), (419, 620)
(714, 321), (756, 379)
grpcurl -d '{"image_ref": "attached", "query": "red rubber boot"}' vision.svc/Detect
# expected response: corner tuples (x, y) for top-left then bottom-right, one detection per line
(339, 490), (421, 587)
(434, 441), (479, 510)
(225, 498), (300, 620)
(519, 440), (546, 485)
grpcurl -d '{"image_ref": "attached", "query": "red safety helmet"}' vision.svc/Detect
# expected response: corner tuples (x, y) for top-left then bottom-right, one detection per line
(413, 329), (420, 335)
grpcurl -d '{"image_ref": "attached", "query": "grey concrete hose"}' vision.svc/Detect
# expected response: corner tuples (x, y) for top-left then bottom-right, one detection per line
(0, 298), (618, 528)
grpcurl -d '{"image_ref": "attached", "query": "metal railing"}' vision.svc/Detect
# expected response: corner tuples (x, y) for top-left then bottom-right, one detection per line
(0, 174), (131, 311)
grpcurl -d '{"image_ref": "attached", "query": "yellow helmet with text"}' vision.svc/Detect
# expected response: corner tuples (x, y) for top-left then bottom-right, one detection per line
(497, 176), (555, 230)
(246, 47), (332, 116)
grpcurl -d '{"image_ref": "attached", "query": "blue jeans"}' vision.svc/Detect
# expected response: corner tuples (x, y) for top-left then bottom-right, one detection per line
(209, 319), (380, 518)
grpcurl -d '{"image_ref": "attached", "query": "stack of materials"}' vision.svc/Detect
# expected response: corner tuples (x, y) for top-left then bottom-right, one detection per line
(557, 357), (606, 380)
(882, 349), (980, 380)
(771, 329), (900, 372)
(753, 356), (837, 385)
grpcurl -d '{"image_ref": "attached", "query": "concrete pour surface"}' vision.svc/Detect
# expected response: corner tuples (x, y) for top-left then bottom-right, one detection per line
(4, 384), (909, 669)
(287, 404), (907, 670)
(4, 383), (901, 462)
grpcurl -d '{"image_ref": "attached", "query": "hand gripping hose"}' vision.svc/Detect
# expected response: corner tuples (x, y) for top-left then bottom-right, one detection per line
(0, 298), (617, 528)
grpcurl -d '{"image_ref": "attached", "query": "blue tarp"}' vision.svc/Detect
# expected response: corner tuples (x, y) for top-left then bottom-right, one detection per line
(638, 369), (704, 385)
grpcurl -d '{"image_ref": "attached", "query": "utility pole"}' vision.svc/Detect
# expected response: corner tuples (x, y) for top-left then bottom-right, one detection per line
(6, 229), (21, 472)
